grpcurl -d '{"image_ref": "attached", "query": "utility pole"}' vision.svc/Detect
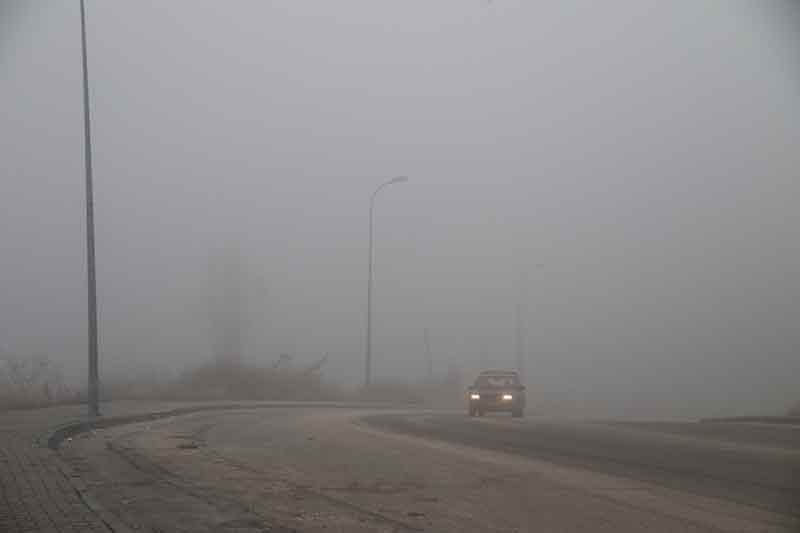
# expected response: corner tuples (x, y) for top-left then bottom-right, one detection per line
(424, 328), (432, 380)
(515, 301), (524, 381)
(80, 0), (100, 418)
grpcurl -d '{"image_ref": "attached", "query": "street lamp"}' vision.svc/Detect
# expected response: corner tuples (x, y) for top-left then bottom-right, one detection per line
(80, 0), (100, 418)
(364, 176), (407, 387)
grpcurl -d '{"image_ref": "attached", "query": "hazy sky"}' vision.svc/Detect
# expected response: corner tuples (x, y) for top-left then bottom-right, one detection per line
(2, 1), (798, 418)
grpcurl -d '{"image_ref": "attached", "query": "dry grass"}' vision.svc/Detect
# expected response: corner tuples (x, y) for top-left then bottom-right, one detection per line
(164, 359), (344, 401)
(0, 354), (81, 411)
(100, 359), (465, 407)
(88, 359), (343, 403)
(1, 354), (465, 410)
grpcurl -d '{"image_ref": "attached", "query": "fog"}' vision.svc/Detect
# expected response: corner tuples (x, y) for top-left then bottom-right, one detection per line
(2, 1), (798, 418)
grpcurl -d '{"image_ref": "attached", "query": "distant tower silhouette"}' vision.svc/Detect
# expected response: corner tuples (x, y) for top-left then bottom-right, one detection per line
(209, 247), (245, 366)
(479, 339), (489, 370)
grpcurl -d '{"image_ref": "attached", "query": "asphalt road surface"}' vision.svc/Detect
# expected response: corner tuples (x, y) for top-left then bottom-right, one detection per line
(63, 407), (800, 532)
(365, 412), (800, 517)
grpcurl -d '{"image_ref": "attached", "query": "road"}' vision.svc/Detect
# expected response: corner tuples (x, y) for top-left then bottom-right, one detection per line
(365, 412), (800, 517)
(62, 407), (800, 532)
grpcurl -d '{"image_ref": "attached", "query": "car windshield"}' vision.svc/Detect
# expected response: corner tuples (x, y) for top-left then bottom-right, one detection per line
(475, 375), (519, 388)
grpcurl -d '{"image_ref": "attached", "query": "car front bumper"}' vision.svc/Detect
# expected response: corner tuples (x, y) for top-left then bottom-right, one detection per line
(469, 397), (521, 412)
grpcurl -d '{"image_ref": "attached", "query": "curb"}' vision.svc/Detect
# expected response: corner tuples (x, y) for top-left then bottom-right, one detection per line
(46, 401), (408, 450)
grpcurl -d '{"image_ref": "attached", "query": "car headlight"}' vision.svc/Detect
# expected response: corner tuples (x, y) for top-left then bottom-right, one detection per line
(502, 393), (513, 401)
(470, 393), (480, 400)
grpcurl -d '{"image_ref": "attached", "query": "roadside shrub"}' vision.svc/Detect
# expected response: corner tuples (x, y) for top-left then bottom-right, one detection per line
(3, 353), (467, 409)
(0, 354), (78, 410)
(160, 359), (344, 402)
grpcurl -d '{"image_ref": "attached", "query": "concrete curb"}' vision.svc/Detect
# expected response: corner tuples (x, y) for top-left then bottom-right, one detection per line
(46, 400), (408, 450)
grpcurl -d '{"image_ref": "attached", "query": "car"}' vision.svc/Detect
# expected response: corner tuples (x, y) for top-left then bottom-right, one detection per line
(467, 370), (526, 418)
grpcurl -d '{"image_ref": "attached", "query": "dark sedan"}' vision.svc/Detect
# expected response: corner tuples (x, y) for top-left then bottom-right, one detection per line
(467, 370), (526, 417)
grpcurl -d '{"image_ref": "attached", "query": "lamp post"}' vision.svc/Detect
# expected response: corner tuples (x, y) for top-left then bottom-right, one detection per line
(80, 0), (100, 418)
(364, 176), (407, 388)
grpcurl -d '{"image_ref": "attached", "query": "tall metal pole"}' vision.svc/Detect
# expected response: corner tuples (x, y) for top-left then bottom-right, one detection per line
(80, 0), (100, 418)
(365, 199), (375, 387)
(364, 176), (407, 388)
(514, 300), (524, 381)
(424, 328), (432, 380)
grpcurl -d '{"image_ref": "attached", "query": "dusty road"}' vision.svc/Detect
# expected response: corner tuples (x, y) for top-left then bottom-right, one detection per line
(63, 407), (799, 532)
